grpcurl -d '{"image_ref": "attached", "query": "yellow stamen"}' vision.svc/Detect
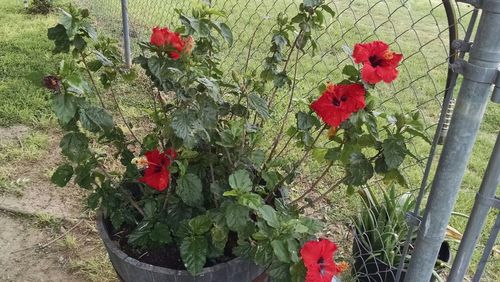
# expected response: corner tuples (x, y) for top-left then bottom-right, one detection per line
(327, 127), (338, 140)
(383, 50), (394, 60)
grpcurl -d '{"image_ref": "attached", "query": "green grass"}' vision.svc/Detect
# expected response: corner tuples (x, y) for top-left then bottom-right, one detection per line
(0, 0), (64, 127)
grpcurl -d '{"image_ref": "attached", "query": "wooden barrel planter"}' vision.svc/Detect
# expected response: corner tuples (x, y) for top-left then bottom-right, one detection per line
(96, 215), (266, 282)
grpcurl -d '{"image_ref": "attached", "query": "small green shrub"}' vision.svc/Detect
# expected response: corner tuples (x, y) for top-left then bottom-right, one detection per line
(27, 0), (54, 15)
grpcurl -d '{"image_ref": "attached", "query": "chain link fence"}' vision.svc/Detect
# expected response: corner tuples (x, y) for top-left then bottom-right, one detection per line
(75, 0), (499, 280)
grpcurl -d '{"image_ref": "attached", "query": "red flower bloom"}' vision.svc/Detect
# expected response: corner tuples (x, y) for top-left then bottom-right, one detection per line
(352, 41), (403, 84)
(150, 27), (186, 60)
(300, 239), (341, 282)
(138, 148), (177, 192)
(310, 83), (366, 127)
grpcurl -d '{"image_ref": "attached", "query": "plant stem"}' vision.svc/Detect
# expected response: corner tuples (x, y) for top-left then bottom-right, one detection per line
(298, 175), (348, 211)
(264, 49), (301, 165)
(264, 125), (327, 203)
(290, 162), (334, 205)
(109, 85), (142, 145)
(80, 53), (106, 109)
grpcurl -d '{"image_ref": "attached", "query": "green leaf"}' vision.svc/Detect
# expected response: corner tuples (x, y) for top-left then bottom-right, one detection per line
(180, 236), (208, 275)
(213, 22), (233, 46)
(342, 65), (359, 78)
(150, 222), (172, 244)
(47, 24), (70, 54)
(238, 193), (263, 210)
(74, 164), (93, 189)
(304, 0), (324, 8)
(347, 152), (374, 186)
(79, 106), (114, 132)
(197, 77), (220, 102)
(189, 215), (212, 235)
(176, 173), (203, 207)
(382, 137), (408, 169)
(250, 149), (266, 167)
(60, 132), (90, 162)
(248, 93), (270, 119)
(296, 112), (317, 131)
(171, 109), (201, 148)
(268, 261), (291, 282)
(211, 225), (228, 252)
(51, 164), (74, 187)
(271, 240), (290, 263)
(258, 205), (280, 228)
(321, 4), (336, 18)
(225, 203), (250, 232)
(374, 156), (389, 174)
(325, 147), (341, 161)
(229, 170), (252, 192)
(52, 94), (78, 125)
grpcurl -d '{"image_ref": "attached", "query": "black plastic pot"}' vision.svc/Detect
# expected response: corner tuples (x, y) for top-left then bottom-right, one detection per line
(96, 215), (266, 282)
(352, 232), (406, 282)
(352, 231), (449, 282)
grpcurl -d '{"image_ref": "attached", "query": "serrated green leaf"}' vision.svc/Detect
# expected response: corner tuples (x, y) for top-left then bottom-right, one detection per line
(150, 222), (172, 244)
(225, 203), (250, 232)
(347, 152), (374, 186)
(189, 215), (212, 235)
(47, 24), (70, 54)
(79, 106), (114, 132)
(197, 77), (220, 102)
(51, 164), (74, 187)
(171, 109), (201, 148)
(60, 132), (90, 162)
(342, 65), (359, 78)
(321, 4), (336, 18)
(212, 21), (233, 46)
(296, 111), (316, 131)
(382, 137), (408, 169)
(210, 225), (228, 252)
(238, 193), (263, 210)
(272, 240), (291, 263)
(229, 170), (252, 192)
(248, 93), (270, 119)
(176, 173), (203, 207)
(180, 236), (208, 275)
(52, 94), (78, 125)
(258, 205), (280, 228)
(268, 261), (291, 282)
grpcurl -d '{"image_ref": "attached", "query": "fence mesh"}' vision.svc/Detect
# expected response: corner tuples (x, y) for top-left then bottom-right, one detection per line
(75, 0), (500, 280)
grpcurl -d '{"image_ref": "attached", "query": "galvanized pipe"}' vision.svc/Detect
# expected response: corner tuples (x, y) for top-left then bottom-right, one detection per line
(405, 1), (500, 281)
(448, 132), (500, 281)
(472, 213), (500, 282)
(120, 0), (132, 68)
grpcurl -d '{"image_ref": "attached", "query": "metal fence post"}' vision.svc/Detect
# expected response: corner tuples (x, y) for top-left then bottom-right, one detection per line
(120, 0), (132, 68)
(404, 1), (500, 281)
(472, 213), (500, 281)
(448, 132), (500, 281)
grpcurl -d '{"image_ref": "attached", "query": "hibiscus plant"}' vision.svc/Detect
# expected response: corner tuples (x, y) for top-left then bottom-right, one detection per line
(44, 1), (429, 282)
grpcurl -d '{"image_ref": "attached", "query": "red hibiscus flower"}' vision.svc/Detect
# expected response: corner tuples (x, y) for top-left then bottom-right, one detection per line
(150, 27), (186, 60)
(352, 41), (403, 84)
(310, 83), (366, 127)
(138, 148), (177, 192)
(300, 238), (341, 282)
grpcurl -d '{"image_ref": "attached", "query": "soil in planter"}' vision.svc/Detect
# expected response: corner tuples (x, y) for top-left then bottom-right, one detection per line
(104, 218), (238, 270)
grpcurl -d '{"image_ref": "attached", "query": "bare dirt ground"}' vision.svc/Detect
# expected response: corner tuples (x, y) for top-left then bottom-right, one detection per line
(0, 126), (116, 282)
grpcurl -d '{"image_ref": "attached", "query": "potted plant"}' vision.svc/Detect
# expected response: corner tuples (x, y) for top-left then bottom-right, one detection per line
(352, 185), (451, 282)
(43, 2), (352, 281)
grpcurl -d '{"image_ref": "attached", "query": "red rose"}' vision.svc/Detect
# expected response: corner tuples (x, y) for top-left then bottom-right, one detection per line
(138, 148), (177, 192)
(352, 41), (403, 84)
(149, 26), (188, 60)
(300, 238), (341, 282)
(310, 83), (366, 127)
